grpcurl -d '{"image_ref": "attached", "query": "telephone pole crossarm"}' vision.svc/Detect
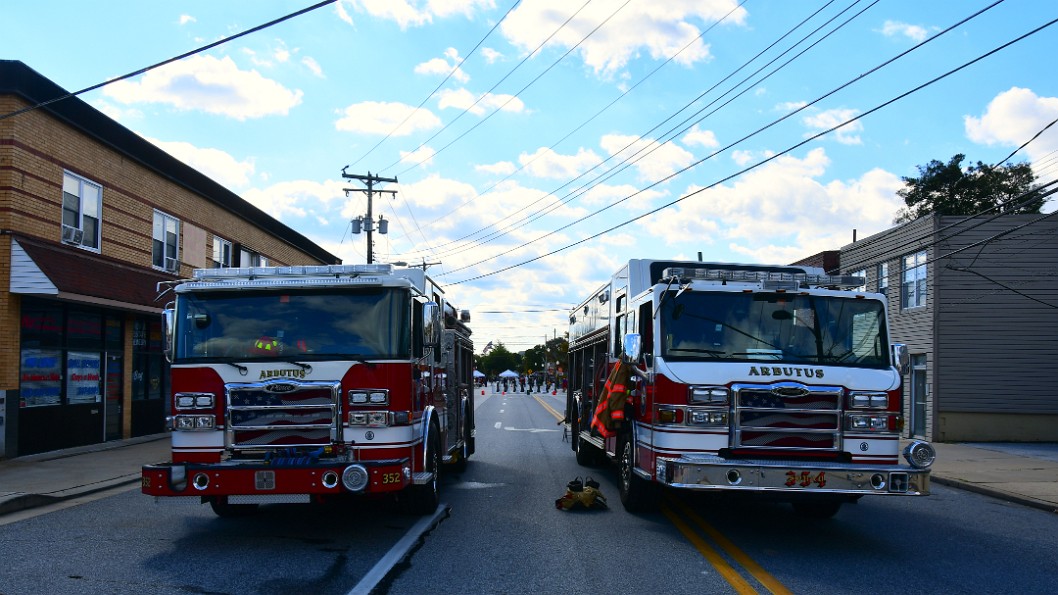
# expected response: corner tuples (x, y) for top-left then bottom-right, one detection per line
(341, 170), (398, 264)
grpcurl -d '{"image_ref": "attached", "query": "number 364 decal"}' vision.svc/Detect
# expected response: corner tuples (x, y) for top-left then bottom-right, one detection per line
(785, 470), (827, 488)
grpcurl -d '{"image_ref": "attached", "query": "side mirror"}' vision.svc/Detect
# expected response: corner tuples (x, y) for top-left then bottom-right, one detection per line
(162, 305), (175, 363)
(623, 333), (642, 363)
(423, 302), (440, 349)
(891, 343), (909, 375)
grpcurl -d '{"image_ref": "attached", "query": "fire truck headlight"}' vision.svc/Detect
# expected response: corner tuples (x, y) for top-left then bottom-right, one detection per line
(350, 391), (368, 404)
(342, 464), (369, 492)
(367, 412), (388, 427)
(368, 391), (389, 405)
(656, 407), (683, 425)
(846, 414), (889, 432)
(689, 386), (729, 405)
(175, 392), (215, 410)
(172, 415), (215, 431)
(849, 391), (888, 409)
(350, 412), (368, 425)
(903, 440), (936, 469)
(688, 409), (728, 426)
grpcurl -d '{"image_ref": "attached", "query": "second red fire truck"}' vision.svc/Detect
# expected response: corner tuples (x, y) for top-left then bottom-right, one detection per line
(566, 259), (935, 517)
(141, 264), (474, 516)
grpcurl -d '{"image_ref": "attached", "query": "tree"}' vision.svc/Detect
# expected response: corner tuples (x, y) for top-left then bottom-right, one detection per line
(475, 342), (518, 378)
(893, 154), (1045, 224)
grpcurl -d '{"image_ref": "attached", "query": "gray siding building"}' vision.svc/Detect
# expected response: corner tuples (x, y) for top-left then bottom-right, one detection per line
(840, 214), (1058, 442)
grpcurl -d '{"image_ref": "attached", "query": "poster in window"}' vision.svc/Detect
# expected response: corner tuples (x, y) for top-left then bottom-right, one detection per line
(20, 349), (62, 407)
(67, 351), (102, 404)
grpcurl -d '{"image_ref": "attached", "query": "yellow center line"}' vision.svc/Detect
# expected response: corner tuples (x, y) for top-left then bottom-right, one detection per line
(661, 503), (758, 594)
(668, 496), (793, 595)
(533, 395), (565, 422)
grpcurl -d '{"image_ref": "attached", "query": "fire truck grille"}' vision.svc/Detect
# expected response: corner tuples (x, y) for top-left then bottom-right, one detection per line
(732, 383), (842, 452)
(226, 381), (341, 450)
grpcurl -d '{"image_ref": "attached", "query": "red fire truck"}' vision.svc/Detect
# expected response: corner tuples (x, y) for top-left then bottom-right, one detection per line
(141, 264), (475, 516)
(566, 259), (935, 517)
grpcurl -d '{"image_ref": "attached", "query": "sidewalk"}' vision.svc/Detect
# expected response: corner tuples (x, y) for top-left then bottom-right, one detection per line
(1, 433), (1056, 517)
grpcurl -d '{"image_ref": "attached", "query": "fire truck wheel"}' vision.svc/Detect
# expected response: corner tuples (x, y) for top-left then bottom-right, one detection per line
(791, 498), (843, 519)
(405, 430), (441, 515)
(208, 496), (259, 518)
(618, 439), (657, 513)
(573, 414), (600, 467)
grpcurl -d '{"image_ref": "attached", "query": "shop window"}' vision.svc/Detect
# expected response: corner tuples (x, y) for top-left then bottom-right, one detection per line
(67, 310), (103, 350)
(239, 247), (268, 267)
(21, 307), (63, 349)
(132, 318), (167, 401)
(153, 211), (181, 272)
(61, 171), (102, 250)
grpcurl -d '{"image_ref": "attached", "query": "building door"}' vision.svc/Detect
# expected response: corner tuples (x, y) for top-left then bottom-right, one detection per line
(105, 353), (123, 441)
(910, 354), (927, 437)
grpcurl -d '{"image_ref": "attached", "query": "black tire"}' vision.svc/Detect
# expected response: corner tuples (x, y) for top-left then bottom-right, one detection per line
(791, 498), (843, 519)
(405, 429), (441, 515)
(618, 438), (657, 512)
(573, 414), (599, 467)
(208, 496), (258, 518)
(449, 414), (471, 474)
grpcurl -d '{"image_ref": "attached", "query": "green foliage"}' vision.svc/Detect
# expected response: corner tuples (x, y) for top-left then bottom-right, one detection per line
(894, 154), (1044, 224)
(475, 342), (518, 377)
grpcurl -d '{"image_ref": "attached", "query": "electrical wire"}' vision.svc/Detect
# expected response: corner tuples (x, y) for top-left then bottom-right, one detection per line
(445, 13), (1058, 286)
(0, 0), (337, 121)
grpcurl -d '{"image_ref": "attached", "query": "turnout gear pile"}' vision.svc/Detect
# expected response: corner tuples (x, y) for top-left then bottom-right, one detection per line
(555, 476), (608, 511)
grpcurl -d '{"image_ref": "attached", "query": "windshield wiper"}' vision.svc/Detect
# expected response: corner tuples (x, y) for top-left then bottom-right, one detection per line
(225, 361), (248, 375)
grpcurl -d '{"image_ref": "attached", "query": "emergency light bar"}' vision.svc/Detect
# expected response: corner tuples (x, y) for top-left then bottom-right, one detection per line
(661, 266), (864, 290)
(192, 264), (393, 280)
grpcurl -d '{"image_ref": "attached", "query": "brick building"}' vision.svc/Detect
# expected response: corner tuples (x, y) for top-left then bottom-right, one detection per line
(0, 60), (339, 458)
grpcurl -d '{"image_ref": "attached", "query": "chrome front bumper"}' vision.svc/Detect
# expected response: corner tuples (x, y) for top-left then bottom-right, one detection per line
(657, 455), (930, 496)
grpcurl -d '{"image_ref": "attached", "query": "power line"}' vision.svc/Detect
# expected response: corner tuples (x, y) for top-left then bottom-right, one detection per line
(0, 0), (337, 121)
(445, 11), (1056, 286)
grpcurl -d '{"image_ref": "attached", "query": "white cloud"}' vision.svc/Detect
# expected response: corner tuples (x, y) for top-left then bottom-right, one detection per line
(242, 179), (347, 221)
(518, 147), (602, 179)
(178, 14), (196, 25)
(682, 124), (719, 148)
(145, 137), (255, 190)
(436, 88), (524, 115)
(501, 0), (747, 76)
(476, 161), (517, 175)
(103, 54), (303, 120)
(481, 47), (503, 64)
(301, 56), (324, 77)
(599, 134), (696, 181)
(965, 87), (1058, 163)
(340, 0), (495, 30)
(400, 145), (438, 168)
(879, 20), (928, 43)
(645, 148), (903, 262)
(802, 108), (864, 145)
(414, 49), (470, 83)
(335, 101), (441, 135)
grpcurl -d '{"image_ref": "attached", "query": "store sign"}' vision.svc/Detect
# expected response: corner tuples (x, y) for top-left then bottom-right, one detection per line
(21, 349), (61, 407)
(67, 352), (102, 404)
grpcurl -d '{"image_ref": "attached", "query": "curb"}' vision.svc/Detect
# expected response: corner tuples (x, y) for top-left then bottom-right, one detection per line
(931, 475), (1058, 514)
(0, 474), (143, 517)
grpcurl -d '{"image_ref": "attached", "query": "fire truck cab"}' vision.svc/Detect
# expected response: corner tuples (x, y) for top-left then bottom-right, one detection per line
(141, 264), (474, 516)
(566, 259), (935, 517)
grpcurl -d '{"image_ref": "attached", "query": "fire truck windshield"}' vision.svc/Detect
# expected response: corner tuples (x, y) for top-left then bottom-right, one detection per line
(659, 291), (889, 368)
(173, 287), (410, 361)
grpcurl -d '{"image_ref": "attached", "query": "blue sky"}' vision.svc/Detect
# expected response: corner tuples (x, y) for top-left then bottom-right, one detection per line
(4, 0), (1057, 352)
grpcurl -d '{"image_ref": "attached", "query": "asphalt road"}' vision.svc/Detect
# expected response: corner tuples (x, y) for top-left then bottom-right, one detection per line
(0, 390), (1055, 595)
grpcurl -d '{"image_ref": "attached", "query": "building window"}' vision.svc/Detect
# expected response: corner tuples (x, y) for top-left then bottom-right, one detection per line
(902, 251), (927, 309)
(851, 269), (866, 292)
(152, 211), (180, 272)
(239, 248), (268, 267)
(61, 172), (102, 250)
(877, 262), (889, 292)
(212, 236), (233, 268)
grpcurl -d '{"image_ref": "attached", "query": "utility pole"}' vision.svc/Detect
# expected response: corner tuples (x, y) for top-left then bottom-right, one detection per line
(342, 168), (397, 264)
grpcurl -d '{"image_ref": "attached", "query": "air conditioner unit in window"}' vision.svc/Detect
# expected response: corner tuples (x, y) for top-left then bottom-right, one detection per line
(164, 257), (181, 273)
(61, 224), (84, 245)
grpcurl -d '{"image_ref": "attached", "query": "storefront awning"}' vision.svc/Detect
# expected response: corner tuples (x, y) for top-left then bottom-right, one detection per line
(9, 235), (173, 313)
